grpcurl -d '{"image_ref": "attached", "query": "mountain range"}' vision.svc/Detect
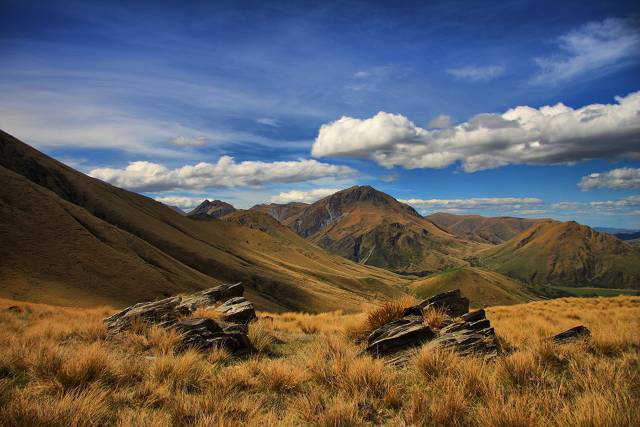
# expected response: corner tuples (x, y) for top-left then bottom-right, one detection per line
(1, 130), (638, 311)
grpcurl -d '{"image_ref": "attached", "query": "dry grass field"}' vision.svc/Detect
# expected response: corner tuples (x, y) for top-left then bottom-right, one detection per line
(0, 296), (638, 426)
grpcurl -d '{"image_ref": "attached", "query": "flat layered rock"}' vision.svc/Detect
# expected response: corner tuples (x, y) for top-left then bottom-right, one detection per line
(104, 283), (243, 333)
(214, 296), (256, 325)
(551, 325), (591, 344)
(417, 289), (470, 317)
(424, 309), (499, 358)
(366, 316), (435, 356)
(174, 317), (254, 353)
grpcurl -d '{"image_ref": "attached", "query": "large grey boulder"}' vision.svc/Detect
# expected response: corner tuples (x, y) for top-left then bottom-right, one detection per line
(417, 289), (469, 317)
(214, 296), (257, 324)
(365, 316), (435, 356)
(423, 309), (499, 358)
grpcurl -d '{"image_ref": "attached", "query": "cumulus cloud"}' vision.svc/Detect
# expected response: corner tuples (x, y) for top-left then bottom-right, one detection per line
(446, 65), (504, 82)
(400, 197), (543, 209)
(579, 167), (640, 191)
(89, 157), (355, 192)
(270, 188), (339, 204)
(531, 18), (640, 85)
(312, 91), (640, 172)
(154, 196), (204, 209)
(427, 114), (452, 129)
(168, 135), (207, 146)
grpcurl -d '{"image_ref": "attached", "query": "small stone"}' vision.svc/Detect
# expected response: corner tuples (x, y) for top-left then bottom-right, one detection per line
(417, 289), (470, 317)
(215, 297), (256, 324)
(366, 317), (435, 356)
(551, 325), (591, 344)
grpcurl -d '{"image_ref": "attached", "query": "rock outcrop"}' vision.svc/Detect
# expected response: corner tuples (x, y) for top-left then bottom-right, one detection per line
(417, 289), (470, 317)
(104, 283), (255, 353)
(366, 290), (500, 362)
(365, 316), (435, 356)
(188, 199), (236, 218)
(423, 309), (499, 358)
(214, 297), (257, 324)
(551, 325), (591, 344)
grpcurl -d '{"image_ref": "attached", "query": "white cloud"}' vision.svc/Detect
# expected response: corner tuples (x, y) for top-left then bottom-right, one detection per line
(168, 136), (207, 146)
(531, 18), (640, 85)
(579, 167), (640, 191)
(446, 65), (504, 82)
(427, 115), (452, 129)
(154, 196), (204, 209)
(89, 157), (356, 192)
(401, 197), (543, 209)
(270, 188), (339, 204)
(311, 90), (640, 172)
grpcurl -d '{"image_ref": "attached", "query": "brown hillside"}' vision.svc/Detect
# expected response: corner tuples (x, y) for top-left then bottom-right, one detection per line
(282, 186), (481, 275)
(409, 266), (538, 308)
(427, 212), (546, 244)
(0, 130), (409, 311)
(478, 220), (640, 289)
(250, 202), (308, 222)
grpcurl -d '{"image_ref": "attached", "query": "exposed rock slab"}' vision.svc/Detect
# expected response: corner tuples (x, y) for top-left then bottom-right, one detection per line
(174, 317), (254, 353)
(551, 325), (591, 344)
(424, 309), (499, 358)
(214, 296), (256, 324)
(417, 289), (469, 317)
(366, 316), (435, 356)
(104, 283), (243, 333)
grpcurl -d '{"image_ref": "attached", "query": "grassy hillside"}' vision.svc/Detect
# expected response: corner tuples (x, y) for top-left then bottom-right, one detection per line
(0, 130), (408, 312)
(427, 212), (546, 244)
(478, 220), (640, 289)
(409, 267), (539, 307)
(1, 296), (637, 426)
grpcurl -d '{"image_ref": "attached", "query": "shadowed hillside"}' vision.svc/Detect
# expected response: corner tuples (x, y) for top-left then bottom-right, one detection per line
(427, 212), (547, 244)
(409, 266), (538, 308)
(478, 220), (640, 289)
(250, 202), (308, 222)
(0, 130), (409, 311)
(281, 186), (481, 275)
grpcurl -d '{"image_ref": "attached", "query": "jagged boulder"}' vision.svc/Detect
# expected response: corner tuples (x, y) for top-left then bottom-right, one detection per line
(104, 283), (255, 354)
(417, 289), (469, 317)
(174, 317), (254, 353)
(214, 297), (256, 324)
(366, 316), (435, 356)
(104, 283), (243, 333)
(423, 309), (499, 358)
(551, 325), (591, 344)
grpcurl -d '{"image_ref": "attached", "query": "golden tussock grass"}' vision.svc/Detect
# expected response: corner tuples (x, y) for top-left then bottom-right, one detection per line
(0, 296), (638, 426)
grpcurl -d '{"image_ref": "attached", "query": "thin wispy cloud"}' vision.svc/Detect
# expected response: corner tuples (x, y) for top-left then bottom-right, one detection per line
(446, 65), (504, 82)
(579, 168), (640, 191)
(531, 17), (640, 85)
(154, 196), (204, 209)
(168, 136), (207, 147)
(312, 91), (640, 172)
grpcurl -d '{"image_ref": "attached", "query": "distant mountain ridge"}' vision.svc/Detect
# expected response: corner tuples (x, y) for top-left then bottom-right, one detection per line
(188, 199), (236, 218)
(427, 212), (547, 244)
(250, 202), (308, 222)
(278, 186), (480, 275)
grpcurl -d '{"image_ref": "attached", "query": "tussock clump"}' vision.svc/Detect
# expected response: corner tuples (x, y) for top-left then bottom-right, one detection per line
(358, 296), (417, 339)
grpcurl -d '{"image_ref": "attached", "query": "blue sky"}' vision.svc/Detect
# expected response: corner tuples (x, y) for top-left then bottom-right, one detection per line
(1, 0), (639, 227)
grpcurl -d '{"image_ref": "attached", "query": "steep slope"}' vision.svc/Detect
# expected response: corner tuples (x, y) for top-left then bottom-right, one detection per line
(282, 186), (481, 275)
(250, 202), (308, 222)
(409, 267), (538, 308)
(0, 130), (408, 311)
(427, 212), (546, 244)
(188, 199), (236, 218)
(478, 221), (640, 289)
